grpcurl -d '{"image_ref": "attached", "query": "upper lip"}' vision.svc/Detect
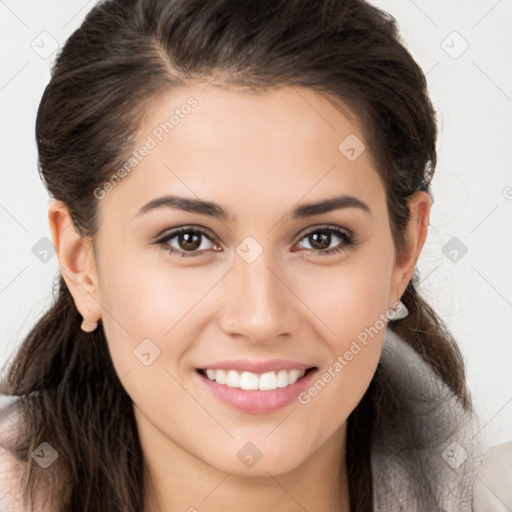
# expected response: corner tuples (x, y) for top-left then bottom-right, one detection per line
(198, 358), (316, 374)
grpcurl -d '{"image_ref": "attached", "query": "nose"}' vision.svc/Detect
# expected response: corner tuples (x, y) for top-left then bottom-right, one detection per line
(217, 246), (301, 345)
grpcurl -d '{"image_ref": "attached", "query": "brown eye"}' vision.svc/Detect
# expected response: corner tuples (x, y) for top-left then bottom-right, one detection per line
(177, 232), (203, 251)
(156, 227), (220, 257)
(294, 226), (355, 255)
(306, 231), (332, 250)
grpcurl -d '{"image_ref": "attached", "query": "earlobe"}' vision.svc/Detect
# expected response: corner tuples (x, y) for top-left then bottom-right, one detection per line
(390, 190), (432, 304)
(48, 200), (102, 324)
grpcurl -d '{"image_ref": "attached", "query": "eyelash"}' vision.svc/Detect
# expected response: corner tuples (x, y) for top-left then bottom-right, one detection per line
(153, 225), (356, 258)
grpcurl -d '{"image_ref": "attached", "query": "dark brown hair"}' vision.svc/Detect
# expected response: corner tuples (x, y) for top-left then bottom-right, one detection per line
(1, 0), (471, 510)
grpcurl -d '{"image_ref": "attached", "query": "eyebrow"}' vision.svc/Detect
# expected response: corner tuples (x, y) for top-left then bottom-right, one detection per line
(136, 194), (371, 220)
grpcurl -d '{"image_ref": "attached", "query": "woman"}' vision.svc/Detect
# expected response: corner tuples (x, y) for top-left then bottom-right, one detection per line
(0, 0), (509, 510)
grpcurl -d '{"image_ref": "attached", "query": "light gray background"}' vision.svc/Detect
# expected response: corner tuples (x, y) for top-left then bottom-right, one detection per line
(1, 1), (511, 450)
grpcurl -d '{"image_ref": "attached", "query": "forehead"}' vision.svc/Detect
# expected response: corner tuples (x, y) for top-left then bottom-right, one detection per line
(98, 82), (386, 223)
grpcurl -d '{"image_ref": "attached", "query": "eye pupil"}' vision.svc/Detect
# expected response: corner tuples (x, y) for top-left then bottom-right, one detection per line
(309, 231), (331, 250)
(179, 232), (201, 251)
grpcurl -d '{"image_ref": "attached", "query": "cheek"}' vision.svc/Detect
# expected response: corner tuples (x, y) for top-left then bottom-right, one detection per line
(295, 249), (394, 349)
(101, 267), (195, 333)
(294, 286), (389, 452)
(293, 242), (394, 416)
(94, 252), (205, 420)
(95, 246), (226, 373)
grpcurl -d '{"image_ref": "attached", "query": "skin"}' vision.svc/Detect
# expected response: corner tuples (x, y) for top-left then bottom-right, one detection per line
(48, 82), (431, 511)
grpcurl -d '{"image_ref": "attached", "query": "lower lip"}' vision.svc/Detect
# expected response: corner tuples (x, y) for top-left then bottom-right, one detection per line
(196, 369), (317, 414)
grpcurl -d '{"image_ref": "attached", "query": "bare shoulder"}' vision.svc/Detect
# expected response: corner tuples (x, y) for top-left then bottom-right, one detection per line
(0, 394), (68, 512)
(0, 396), (27, 512)
(472, 441), (512, 512)
(0, 443), (27, 512)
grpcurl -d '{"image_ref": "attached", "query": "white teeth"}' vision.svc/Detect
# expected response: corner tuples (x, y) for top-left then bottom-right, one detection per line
(259, 371), (277, 390)
(226, 370), (240, 387)
(215, 369), (227, 385)
(288, 369), (301, 385)
(276, 369), (289, 388)
(240, 371), (259, 390)
(203, 368), (307, 390)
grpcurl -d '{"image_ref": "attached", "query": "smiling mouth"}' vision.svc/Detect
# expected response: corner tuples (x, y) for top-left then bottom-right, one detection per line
(197, 367), (317, 391)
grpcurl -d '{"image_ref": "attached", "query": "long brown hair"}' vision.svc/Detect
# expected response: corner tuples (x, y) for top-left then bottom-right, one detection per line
(1, 0), (471, 510)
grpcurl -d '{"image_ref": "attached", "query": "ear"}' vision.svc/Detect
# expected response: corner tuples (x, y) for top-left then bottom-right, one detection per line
(389, 190), (432, 306)
(48, 200), (102, 324)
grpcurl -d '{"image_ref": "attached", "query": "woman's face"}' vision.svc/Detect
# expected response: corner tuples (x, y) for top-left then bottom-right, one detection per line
(53, 82), (429, 479)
